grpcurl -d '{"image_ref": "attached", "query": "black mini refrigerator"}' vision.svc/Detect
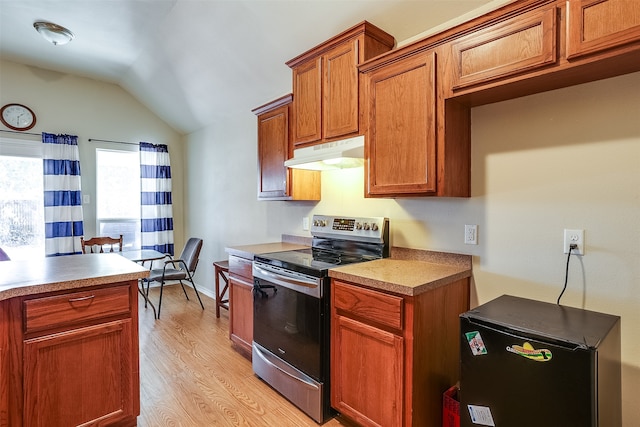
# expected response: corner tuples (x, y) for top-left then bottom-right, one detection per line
(459, 295), (621, 427)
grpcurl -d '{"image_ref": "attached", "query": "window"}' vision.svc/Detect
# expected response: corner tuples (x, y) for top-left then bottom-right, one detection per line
(96, 149), (141, 250)
(0, 138), (45, 260)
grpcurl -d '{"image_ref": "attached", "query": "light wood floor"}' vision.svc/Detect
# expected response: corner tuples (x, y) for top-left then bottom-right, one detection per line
(137, 284), (357, 426)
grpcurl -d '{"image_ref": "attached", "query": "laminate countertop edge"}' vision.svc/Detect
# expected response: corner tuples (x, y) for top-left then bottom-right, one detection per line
(329, 248), (473, 297)
(0, 253), (149, 301)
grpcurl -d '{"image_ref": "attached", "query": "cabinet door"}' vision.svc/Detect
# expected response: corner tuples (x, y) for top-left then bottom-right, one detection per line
(257, 104), (290, 199)
(229, 275), (253, 357)
(323, 39), (359, 139)
(451, 5), (556, 89)
(331, 314), (404, 427)
(566, 0), (640, 59)
(365, 51), (437, 196)
(23, 319), (135, 427)
(292, 57), (322, 145)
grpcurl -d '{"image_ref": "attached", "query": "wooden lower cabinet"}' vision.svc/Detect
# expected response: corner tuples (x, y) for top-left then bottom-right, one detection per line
(23, 320), (135, 426)
(2, 281), (139, 427)
(331, 278), (470, 427)
(228, 255), (253, 358)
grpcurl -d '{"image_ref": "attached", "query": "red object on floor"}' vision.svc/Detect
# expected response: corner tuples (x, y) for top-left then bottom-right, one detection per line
(443, 384), (460, 427)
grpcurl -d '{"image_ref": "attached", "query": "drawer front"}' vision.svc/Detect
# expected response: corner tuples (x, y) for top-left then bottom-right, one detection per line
(24, 284), (131, 334)
(451, 6), (557, 89)
(229, 255), (253, 280)
(333, 280), (403, 330)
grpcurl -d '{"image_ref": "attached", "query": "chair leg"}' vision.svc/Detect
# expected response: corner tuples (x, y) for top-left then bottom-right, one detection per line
(140, 280), (148, 308)
(158, 281), (164, 318)
(178, 280), (190, 300)
(186, 270), (205, 310)
(191, 280), (205, 310)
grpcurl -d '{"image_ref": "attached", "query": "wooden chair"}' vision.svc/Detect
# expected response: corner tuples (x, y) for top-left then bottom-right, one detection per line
(213, 259), (229, 318)
(81, 235), (123, 253)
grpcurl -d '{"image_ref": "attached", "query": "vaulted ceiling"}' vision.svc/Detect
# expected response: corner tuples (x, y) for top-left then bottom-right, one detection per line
(0, 0), (496, 134)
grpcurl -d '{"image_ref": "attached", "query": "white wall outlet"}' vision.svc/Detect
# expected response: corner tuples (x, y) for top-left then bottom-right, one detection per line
(563, 229), (584, 255)
(82, 194), (90, 205)
(302, 216), (310, 231)
(465, 224), (478, 245)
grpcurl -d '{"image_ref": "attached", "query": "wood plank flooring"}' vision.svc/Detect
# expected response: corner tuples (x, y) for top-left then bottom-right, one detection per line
(138, 284), (356, 426)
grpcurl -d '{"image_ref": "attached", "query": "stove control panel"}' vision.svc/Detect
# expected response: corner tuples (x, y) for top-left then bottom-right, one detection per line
(311, 215), (388, 243)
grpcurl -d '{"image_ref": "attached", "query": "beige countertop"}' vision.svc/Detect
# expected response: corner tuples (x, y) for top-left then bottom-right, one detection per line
(0, 253), (149, 301)
(226, 238), (472, 297)
(329, 247), (472, 296)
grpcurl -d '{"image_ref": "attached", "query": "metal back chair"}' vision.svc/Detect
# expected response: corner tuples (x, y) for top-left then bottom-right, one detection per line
(145, 238), (204, 318)
(81, 235), (123, 253)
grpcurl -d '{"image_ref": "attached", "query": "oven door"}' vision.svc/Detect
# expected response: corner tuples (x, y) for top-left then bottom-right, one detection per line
(252, 262), (325, 381)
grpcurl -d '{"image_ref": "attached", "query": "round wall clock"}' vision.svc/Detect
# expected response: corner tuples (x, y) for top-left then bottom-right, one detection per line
(1, 103), (37, 131)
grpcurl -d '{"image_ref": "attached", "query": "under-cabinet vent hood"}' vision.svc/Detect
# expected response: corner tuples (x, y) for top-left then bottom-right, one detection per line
(284, 135), (364, 171)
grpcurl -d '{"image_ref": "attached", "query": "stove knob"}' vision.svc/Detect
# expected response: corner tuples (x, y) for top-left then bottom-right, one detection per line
(356, 222), (363, 230)
(313, 220), (319, 227)
(364, 223), (371, 230)
(371, 223), (379, 231)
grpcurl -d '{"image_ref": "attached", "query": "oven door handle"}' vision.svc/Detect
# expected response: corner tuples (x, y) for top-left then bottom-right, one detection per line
(253, 264), (321, 298)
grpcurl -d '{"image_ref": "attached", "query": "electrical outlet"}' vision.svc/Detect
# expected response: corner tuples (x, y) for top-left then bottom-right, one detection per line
(563, 229), (584, 255)
(465, 224), (478, 245)
(302, 217), (310, 231)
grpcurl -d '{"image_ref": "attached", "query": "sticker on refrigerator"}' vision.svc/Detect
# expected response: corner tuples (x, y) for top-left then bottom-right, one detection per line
(467, 405), (496, 426)
(506, 341), (553, 362)
(465, 331), (487, 356)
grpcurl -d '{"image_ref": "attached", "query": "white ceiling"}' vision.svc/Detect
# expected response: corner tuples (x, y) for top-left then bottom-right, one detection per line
(0, 0), (497, 135)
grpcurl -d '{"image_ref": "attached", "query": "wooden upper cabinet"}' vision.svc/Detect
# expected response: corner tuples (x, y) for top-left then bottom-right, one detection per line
(253, 95), (320, 201)
(287, 21), (395, 147)
(451, 5), (557, 89)
(323, 40), (359, 139)
(566, 0), (640, 59)
(363, 51), (437, 197)
(292, 58), (322, 145)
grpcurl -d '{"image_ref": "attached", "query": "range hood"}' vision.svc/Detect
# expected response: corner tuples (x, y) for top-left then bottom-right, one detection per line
(284, 135), (364, 171)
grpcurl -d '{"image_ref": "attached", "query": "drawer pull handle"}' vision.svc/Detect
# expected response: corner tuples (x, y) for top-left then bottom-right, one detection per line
(68, 295), (95, 303)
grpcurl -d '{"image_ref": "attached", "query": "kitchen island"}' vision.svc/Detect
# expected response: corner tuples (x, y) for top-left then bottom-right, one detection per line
(0, 253), (148, 427)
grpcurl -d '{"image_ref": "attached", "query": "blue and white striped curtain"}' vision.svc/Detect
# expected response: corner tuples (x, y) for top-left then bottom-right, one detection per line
(140, 142), (174, 255)
(42, 133), (84, 256)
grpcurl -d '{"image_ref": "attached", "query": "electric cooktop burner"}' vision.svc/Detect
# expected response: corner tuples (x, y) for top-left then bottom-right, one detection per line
(254, 215), (390, 277)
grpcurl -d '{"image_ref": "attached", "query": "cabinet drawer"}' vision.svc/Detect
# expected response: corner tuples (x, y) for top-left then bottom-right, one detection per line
(24, 284), (131, 334)
(451, 5), (557, 89)
(333, 280), (403, 330)
(229, 255), (253, 280)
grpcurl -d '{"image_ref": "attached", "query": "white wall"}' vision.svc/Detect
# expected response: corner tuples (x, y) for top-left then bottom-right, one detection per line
(0, 60), (185, 251)
(186, 71), (640, 425)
